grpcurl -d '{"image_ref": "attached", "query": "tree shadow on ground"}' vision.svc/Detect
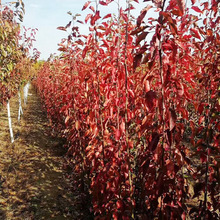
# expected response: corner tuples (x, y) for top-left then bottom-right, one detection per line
(0, 85), (83, 219)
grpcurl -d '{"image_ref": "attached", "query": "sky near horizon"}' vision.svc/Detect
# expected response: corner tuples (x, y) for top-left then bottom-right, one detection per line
(2, 0), (149, 60)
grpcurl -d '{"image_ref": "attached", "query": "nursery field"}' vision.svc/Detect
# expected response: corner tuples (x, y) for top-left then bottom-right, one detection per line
(0, 0), (219, 219)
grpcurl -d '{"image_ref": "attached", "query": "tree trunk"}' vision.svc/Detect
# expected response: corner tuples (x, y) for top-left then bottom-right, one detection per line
(7, 100), (14, 143)
(18, 89), (23, 122)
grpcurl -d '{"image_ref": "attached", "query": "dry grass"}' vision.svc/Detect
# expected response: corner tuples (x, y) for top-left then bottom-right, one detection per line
(0, 85), (77, 219)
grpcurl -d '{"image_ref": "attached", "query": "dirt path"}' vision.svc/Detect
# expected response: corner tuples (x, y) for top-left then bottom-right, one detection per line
(0, 85), (77, 219)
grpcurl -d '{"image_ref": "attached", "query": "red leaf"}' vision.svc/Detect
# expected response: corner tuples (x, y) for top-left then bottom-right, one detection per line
(65, 116), (70, 125)
(85, 14), (93, 23)
(160, 11), (174, 24)
(207, 29), (213, 36)
(128, 89), (135, 98)
(191, 6), (202, 13)
(166, 160), (174, 178)
(91, 125), (99, 138)
(116, 200), (123, 210)
(76, 20), (84, 24)
(181, 212), (186, 220)
(91, 11), (101, 26)
(133, 54), (142, 70)
(58, 47), (67, 52)
(102, 13), (112, 19)
(130, 25), (148, 35)
(200, 152), (207, 163)
(198, 116), (205, 125)
(89, 6), (95, 13)
(160, 12), (177, 34)
(141, 52), (150, 65)
(202, 2), (209, 10)
(115, 129), (121, 141)
(99, 1), (107, 5)
(149, 132), (161, 151)
(198, 103), (204, 114)
(164, 64), (171, 86)
(75, 39), (84, 46)
(144, 79), (150, 92)
(137, 5), (152, 26)
(75, 120), (80, 130)
(82, 46), (88, 59)
(102, 39), (109, 48)
(177, 0), (185, 16)
(57, 26), (66, 31)
(121, 11), (128, 22)
(136, 31), (148, 46)
(125, 4), (135, 11)
(145, 90), (157, 110)
(177, 82), (184, 96)
(190, 28), (201, 39)
(179, 107), (189, 120)
(120, 121), (125, 134)
(65, 21), (72, 29)
(82, 1), (91, 11)
(169, 109), (177, 131)
(113, 212), (119, 220)
(191, 0), (196, 5)
(169, 23), (178, 35)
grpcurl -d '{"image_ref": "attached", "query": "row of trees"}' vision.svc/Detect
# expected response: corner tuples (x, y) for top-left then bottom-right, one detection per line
(0, 0), (40, 142)
(34, 0), (219, 219)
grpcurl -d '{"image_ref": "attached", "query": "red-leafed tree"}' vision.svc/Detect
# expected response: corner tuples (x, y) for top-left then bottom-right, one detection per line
(0, 0), (38, 106)
(34, 0), (220, 219)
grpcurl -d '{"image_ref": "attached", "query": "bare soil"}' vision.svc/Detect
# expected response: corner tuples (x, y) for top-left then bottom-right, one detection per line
(0, 85), (77, 219)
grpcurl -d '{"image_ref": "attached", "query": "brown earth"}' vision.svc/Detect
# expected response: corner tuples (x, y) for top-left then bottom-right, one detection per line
(0, 85), (78, 219)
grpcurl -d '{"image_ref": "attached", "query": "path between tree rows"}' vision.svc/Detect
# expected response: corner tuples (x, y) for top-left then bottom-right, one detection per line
(0, 85), (78, 219)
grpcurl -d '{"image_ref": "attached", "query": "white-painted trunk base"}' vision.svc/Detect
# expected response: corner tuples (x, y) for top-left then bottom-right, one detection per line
(23, 81), (30, 106)
(7, 100), (14, 143)
(18, 90), (23, 122)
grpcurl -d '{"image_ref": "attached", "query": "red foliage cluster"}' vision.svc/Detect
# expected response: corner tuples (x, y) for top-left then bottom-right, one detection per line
(34, 0), (219, 219)
(0, 1), (39, 105)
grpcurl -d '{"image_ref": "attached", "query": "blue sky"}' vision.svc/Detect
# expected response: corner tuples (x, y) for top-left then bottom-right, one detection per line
(20, 0), (91, 60)
(2, 0), (149, 60)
